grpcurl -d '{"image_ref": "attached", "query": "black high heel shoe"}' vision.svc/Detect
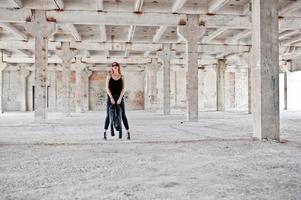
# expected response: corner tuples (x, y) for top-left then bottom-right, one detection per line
(119, 131), (122, 139)
(104, 132), (107, 140)
(127, 132), (131, 140)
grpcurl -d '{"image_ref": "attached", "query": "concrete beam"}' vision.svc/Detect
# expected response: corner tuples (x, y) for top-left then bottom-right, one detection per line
(76, 50), (90, 58)
(65, 24), (81, 41)
(127, 25), (136, 42)
(173, 43), (250, 55)
(104, 50), (110, 58)
(280, 34), (301, 46)
(2, 55), (62, 63)
(279, 18), (301, 30)
(279, 0), (301, 16)
(124, 50), (130, 58)
(144, 51), (151, 57)
(17, 49), (32, 57)
(172, 0), (186, 13)
(56, 42), (77, 62)
(243, 2), (252, 15)
(8, 0), (23, 8)
(2, 50), (12, 57)
(208, 0), (231, 13)
(99, 25), (107, 42)
(46, 11), (259, 29)
(83, 56), (151, 64)
(124, 39), (134, 58)
(0, 8), (31, 23)
(153, 26), (167, 43)
(279, 30), (299, 40)
(0, 41), (162, 52)
(95, 0), (103, 11)
(226, 30), (251, 43)
(0, 1), (246, 15)
(1, 41), (250, 62)
(126, 0), (141, 56)
(280, 48), (301, 60)
(0, 40), (60, 51)
(0, 23), (28, 41)
(69, 42), (162, 51)
(54, 0), (64, 10)
(134, 0), (144, 12)
(47, 10), (186, 26)
(0, 7), (299, 30)
(70, 42), (162, 52)
(148, 25), (167, 57)
(202, 27), (228, 43)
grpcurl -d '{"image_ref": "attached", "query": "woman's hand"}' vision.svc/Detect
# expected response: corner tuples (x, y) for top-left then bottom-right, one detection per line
(117, 98), (122, 105)
(110, 97), (115, 104)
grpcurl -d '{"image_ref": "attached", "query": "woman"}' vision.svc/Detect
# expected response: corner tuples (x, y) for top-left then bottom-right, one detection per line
(104, 62), (130, 140)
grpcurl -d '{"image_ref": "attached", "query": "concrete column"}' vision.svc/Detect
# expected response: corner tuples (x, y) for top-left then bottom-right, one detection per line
(75, 59), (87, 113)
(145, 58), (159, 112)
(56, 42), (78, 116)
(284, 72), (288, 110)
(177, 14), (206, 121)
(235, 67), (248, 111)
(198, 68), (205, 111)
(252, 0), (279, 140)
(248, 65), (252, 114)
(25, 10), (56, 122)
(48, 70), (57, 111)
(83, 69), (92, 112)
(216, 59), (226, 111)
(234, 67), (240, 110)
(157, 44), (172, 115)
(173, 67), (177, 109)
(20, 67), (30, 112)
(75, 65), (84, 113)
(44, 69), (58, 111)
(283, 61), (292, 110)
(244, 52), (252, 114)
(0, 62), (7, 113)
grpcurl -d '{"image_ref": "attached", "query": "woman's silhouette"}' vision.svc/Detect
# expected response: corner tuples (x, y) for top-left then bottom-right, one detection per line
(103, 62), (130, 140)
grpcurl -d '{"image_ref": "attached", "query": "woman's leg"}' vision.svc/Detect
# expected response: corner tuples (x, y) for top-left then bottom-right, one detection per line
(104, 97), (111, 130)
(116, 104), (122, 139)
(110, 107), (115, 136)
(120, 97), (129, 130)
(120, 97), (130, 139)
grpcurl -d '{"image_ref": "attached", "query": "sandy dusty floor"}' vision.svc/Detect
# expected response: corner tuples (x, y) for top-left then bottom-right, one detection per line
(0, 110), (300, 200)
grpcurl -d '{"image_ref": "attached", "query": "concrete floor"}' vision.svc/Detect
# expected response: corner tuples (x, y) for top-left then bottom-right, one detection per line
(0, 110), (300, 199)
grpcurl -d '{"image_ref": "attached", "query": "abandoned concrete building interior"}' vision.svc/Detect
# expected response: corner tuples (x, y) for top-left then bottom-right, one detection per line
(0, 0), (301, 199)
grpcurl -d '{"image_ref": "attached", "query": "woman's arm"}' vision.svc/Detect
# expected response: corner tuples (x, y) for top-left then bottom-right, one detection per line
(117, 75), (126, 104)
(106, 74), (115, 103)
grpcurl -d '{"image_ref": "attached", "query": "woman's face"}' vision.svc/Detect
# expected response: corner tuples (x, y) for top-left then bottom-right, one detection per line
(112, 63), (118, 72)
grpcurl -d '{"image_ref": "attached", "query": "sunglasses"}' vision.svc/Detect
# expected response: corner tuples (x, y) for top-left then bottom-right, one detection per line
(112, 64), (118, 67)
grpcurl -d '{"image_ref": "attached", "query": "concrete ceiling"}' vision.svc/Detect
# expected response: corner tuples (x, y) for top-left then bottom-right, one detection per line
(0, 0), (301, 65)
